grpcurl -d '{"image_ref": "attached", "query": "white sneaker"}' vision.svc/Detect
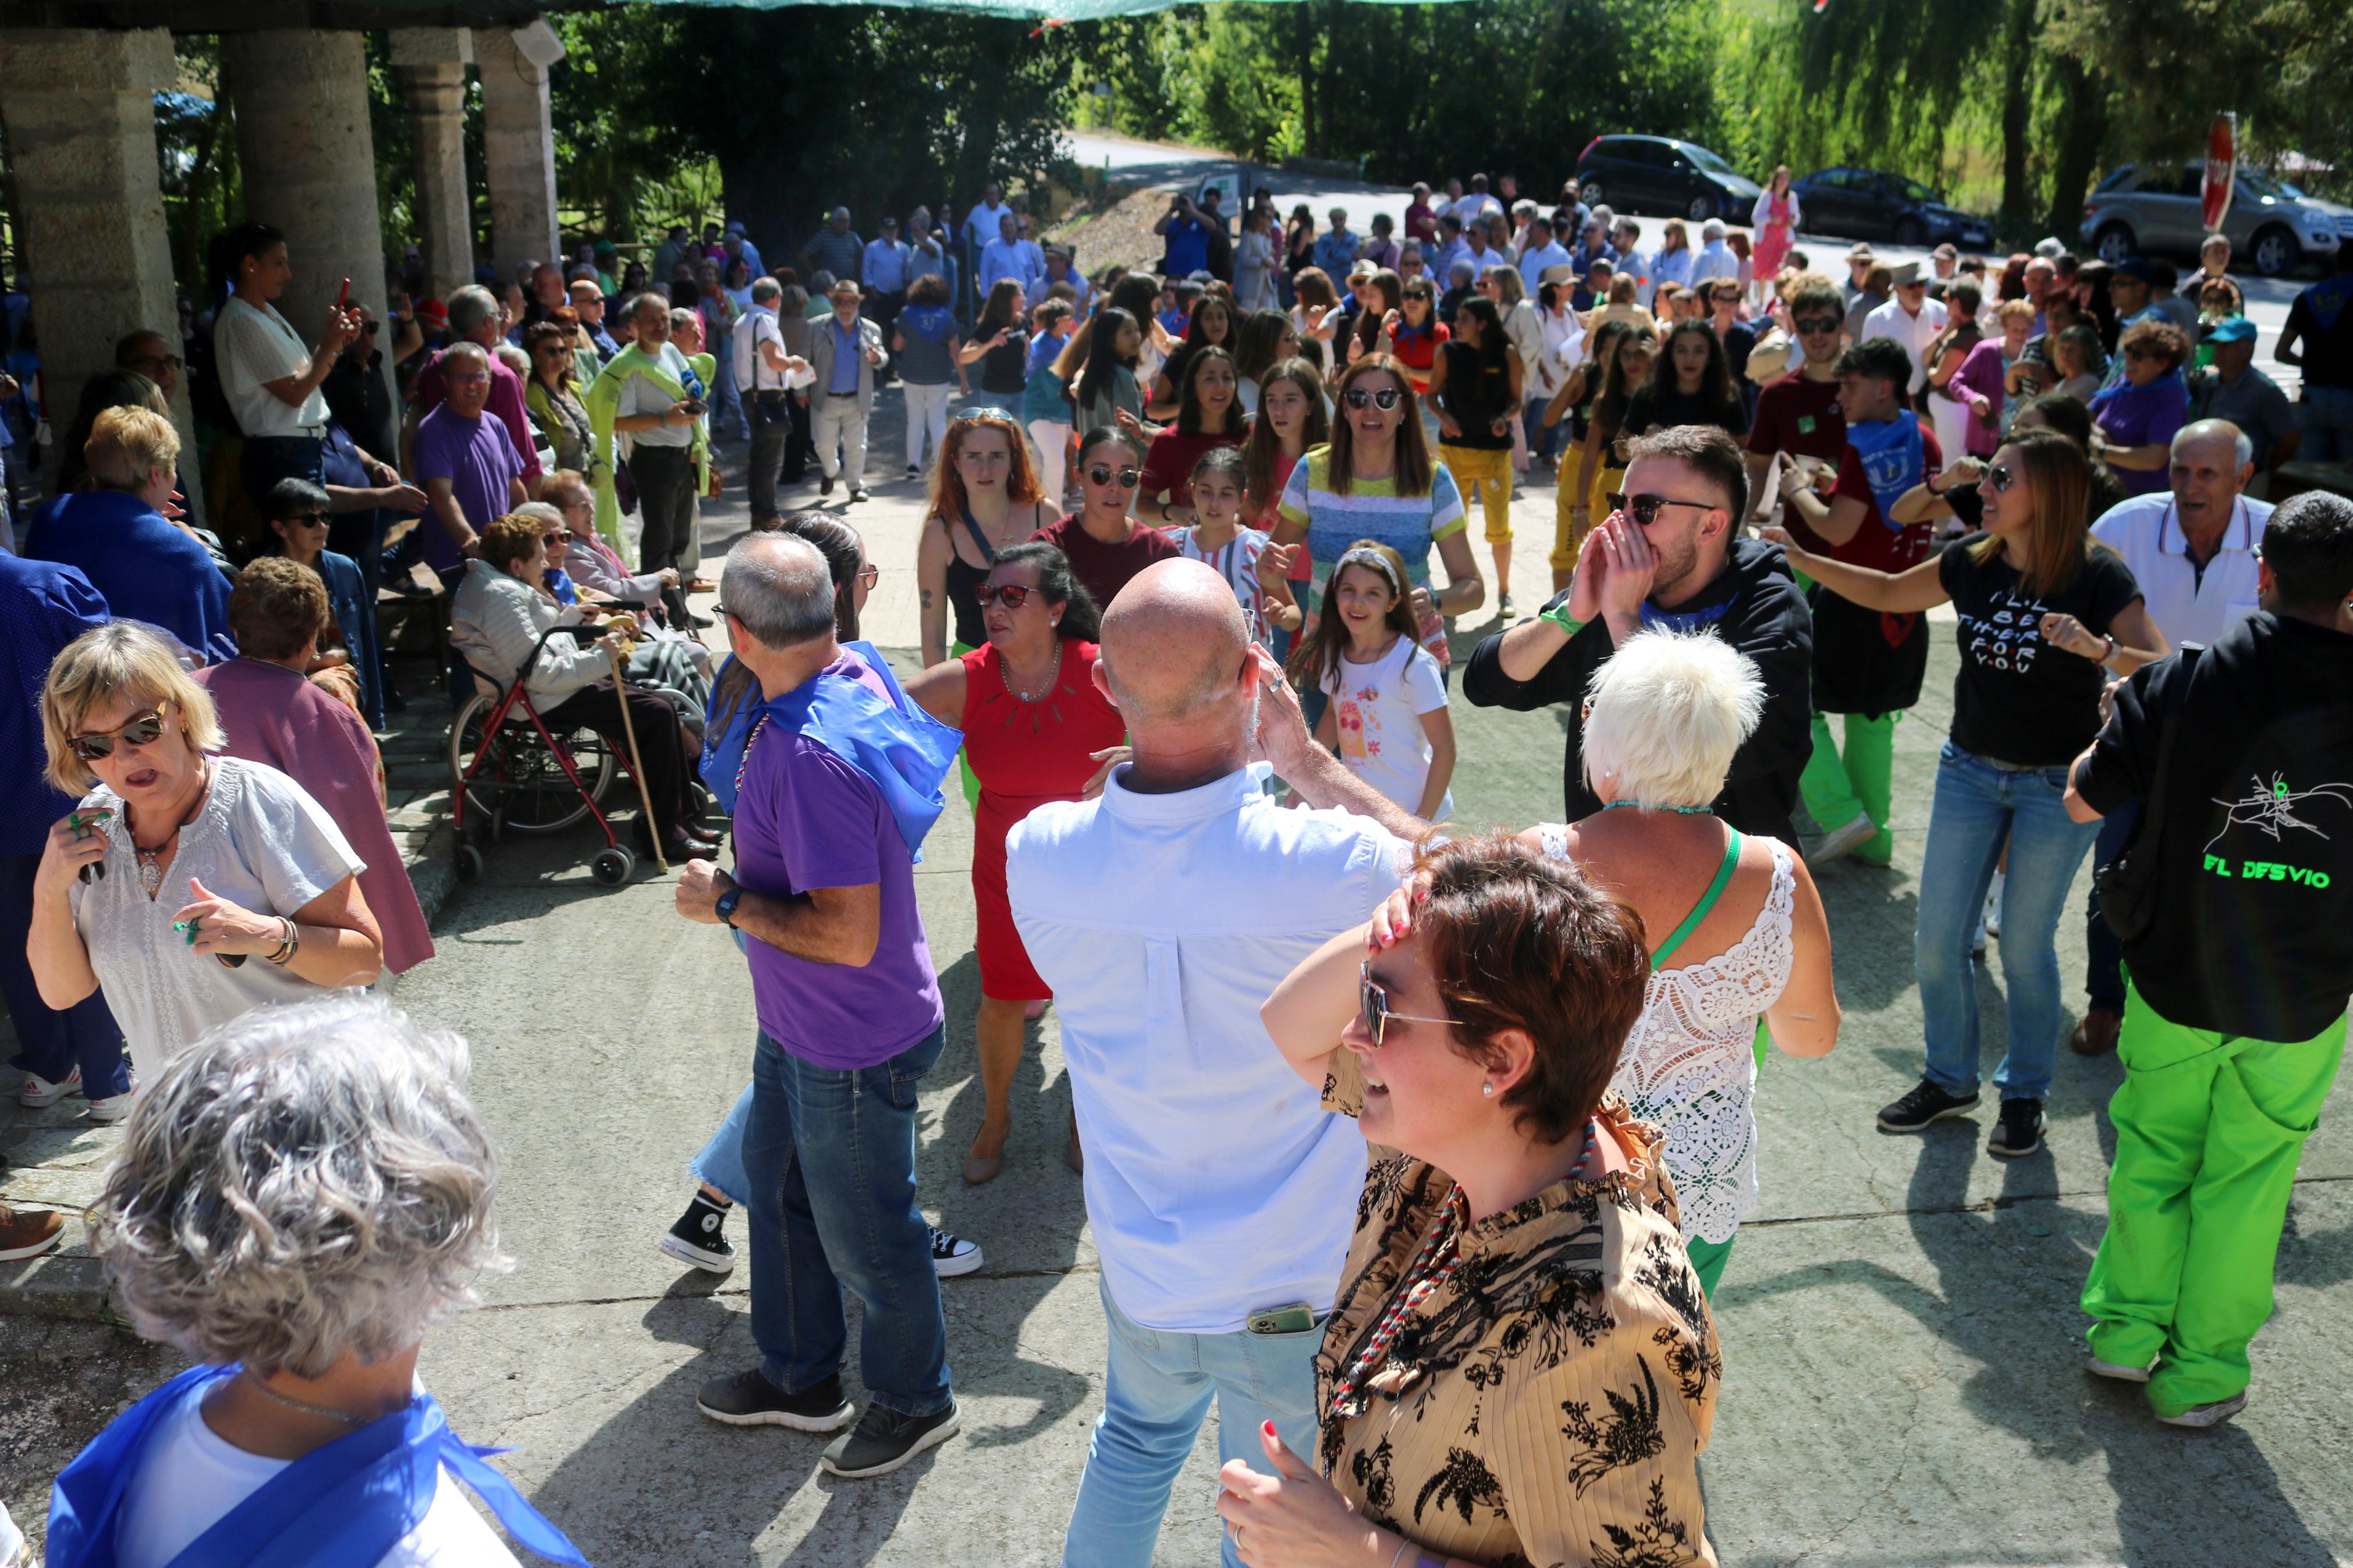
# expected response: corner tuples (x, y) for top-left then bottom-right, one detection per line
(1983, 870), (2006, 938)
(86, 1083), (139, 1123)
(18, 1066), (81, 1109)
(2088, 1355), (2151, 1382)
(1812, 813), (1878, 865)
(2159, 1391), (2248, 1428)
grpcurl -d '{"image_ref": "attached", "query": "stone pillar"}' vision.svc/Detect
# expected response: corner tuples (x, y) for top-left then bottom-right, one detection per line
(222, 30), (390, 346)
(474, 25), (561, 285)
(388, 27), (475, 303)
(0, 29), (196, 512)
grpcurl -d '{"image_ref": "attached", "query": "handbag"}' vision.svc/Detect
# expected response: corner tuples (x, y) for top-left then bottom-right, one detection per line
(2093, 647), (2200, 944)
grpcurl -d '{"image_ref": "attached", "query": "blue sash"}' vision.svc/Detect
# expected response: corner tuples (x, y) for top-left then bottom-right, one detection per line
(1639, 596), (1734, 634)
(47, 1364), (590, 1568)
(698, 640), (961, 860)
(1847, 411), (1924, 529)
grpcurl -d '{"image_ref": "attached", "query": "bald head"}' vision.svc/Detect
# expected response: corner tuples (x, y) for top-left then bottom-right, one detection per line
(1098, 560), (1251, 730)
(2174, 418), (2253, 472)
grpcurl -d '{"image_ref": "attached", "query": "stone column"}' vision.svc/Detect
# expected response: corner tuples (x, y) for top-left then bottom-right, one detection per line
(388, 27), (475, 303)
(222, 30), (390, 344)
(0, 29), (196, 512)
(474, 25), (561, 285)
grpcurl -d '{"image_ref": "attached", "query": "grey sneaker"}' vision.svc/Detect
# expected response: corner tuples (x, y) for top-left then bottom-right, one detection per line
(2088, 1356), (2152, 1382)
(1812, 813), (1878, 865)
(2159, 1391), (2248, 1429)
(821, 1398), (960, 1478)
(695, 1368), (855, 1432)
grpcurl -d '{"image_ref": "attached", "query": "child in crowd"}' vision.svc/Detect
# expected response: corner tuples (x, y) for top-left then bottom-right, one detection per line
(1287, 538), (1454, 820)
(1157, 279), (1199, 340)
(1022, 298), (1079, 503)
(1167, 448), (1298, 643)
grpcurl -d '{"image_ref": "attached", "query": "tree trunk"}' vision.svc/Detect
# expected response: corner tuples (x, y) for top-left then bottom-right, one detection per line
(1296, 3), (1321, 157)
(1998, 0), (2038, 233)
(2043, 52), (2110, 244)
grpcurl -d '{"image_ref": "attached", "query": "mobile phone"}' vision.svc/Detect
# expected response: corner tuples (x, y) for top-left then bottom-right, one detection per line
(681, 398), (706, 416)
(1245, 1303), (1318, 1336)
(336, 276), (351, 311)
(70, 809), (111, 883)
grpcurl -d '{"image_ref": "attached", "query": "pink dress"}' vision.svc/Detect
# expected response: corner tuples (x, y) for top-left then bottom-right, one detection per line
(1753, 191), (1798, 277)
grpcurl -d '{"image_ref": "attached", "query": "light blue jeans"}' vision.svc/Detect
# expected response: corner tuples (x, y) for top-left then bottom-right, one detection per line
(690, 1084), (754, 1207)
(1915, 740), (2101, 1104)
(1062, 1279), (1323, 1568)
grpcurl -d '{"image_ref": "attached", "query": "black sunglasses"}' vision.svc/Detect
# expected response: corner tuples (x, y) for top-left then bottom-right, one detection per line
(976, 583), (1039, 609)
(1343, 386), (1404, 410)
(1793, 315), (1842, 335)
(1985, 463), (2018, 493)
(1607, 492), (1722, 528)
(1358, 959), (1458, 1048)
(1086, 464), (1141, 489)
(70, 707), (167, 763)
(283, 510), (331, 528)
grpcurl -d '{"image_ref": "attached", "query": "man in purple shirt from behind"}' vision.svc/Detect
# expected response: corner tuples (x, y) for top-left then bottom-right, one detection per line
(671, 531), (959, 1480)
(411, 342), (526, 571)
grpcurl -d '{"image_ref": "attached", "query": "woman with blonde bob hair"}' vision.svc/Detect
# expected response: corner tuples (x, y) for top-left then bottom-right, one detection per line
(46, 994), (590, 1568)
(29, 623), (383, 1079)
(1520, 629), (1840, 1296)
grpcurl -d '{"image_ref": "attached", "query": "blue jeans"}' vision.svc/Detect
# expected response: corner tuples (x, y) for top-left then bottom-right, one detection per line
(741, 1025), (952, 1417)
(2297, 384), (2353, 465)
(690, 1083), (754, 1207)
(1915, 741), (2100, 1104)
(0, 854), (129, 1096)
(1062, 1279), (1323, 1568)
(2083, 795), (2141, 1015)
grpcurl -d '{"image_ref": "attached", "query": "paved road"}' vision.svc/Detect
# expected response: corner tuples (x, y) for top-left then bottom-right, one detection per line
(4, 325), (2351, 1566)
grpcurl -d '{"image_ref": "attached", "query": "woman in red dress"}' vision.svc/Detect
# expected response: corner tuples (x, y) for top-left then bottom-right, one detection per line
(905, 542), (1124, 1185)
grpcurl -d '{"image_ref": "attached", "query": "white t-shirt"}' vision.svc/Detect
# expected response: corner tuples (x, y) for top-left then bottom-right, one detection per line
(1316, 634), (1453, 820)
(215, 297), (328, 438)
(733, 304), (786, 393)
(618, 340), (696, 447)
(115, 1379), (522, 1568)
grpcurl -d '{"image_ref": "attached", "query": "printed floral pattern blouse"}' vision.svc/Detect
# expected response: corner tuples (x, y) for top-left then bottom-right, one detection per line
(1314, 1050), (1720, 1567)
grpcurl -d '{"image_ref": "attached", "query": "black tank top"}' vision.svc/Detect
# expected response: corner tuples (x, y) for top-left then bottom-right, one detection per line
(943, 503), (1044, 649)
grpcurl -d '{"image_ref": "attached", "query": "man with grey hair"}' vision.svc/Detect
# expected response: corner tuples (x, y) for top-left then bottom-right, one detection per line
(602, 291), (709, 625)
(674, 532), (962, 1478)
(414, 282), (544, 496)
(733, 276), (810, 524)
(807, 205), (864, 288)
(804, 278), (888, 502)
(411, 340), (527, 571)
(49, 993), (588, 1564)
(1007, 559), (1424, 1567)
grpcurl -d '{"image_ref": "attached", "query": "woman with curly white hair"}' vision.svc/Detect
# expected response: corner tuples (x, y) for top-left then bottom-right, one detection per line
(44, 994), (587, 1568)
(1523, 628), (1842, 1297)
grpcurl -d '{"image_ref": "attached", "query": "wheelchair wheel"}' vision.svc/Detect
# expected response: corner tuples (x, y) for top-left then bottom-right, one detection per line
(453, 842), (487, 884)
(448, 692), (615, 836)
(591, 846), (635, 887)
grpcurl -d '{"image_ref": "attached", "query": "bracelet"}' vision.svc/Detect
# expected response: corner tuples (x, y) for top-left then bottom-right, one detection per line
(1387, 1538), (1416, 1568)
(266, 917), (299, 966)
(2101, 634), (2118, 666)
(1538, 603), (1586, 637)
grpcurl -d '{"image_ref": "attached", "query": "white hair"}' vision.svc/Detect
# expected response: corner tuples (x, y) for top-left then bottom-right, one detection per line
(2174, 418), (2254, 471)
(512, 500), (563, 530)
(89, 994), (508, 1377)
(446, 283), (500, 337)
(1580, 630), (1765, 809)
(1702, 218), (1727, 239)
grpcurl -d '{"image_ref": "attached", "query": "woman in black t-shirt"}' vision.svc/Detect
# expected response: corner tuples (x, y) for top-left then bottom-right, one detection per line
(959, 278), (1030, 415)
(1620, 318), (1750, 446)
(1427, 296), (1524, 611)
(1765, 428), (2169, 1157)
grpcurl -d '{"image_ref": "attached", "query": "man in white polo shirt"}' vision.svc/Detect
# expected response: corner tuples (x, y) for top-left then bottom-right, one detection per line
(1861, 261), (1947, 397)
(1008, 560), (1421, 1568)
(2073, 417), (2272, 1057)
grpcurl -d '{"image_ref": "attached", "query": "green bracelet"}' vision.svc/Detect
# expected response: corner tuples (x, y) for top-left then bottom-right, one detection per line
(1538, 604), (1586, 637)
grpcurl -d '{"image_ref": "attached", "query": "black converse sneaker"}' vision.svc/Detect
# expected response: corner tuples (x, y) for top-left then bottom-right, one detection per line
(1877, 1078), (1982, 1133)
(659, 1194), (735, 1274)
(929, 1226), (983, 1278)
(821, 1398), (960, 1478)
(1987, 1097), (2047, 1158)
(696, 1368), (856, 1431)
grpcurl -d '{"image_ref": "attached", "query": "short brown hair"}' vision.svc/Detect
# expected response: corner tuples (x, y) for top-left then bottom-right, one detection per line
(1411, 834), (1651, 1144)
(1623, 423), (1749, 521)
(84, 406), (179, 490)
(2119, 317), (2189, 372)
(230, 557), (331, 662)
(478, 513), (546, 577)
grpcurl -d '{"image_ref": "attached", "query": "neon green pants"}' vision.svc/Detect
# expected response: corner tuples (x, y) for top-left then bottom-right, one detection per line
(1799, 711), (1897, 864)
(1686, 1232), (1734, 1299)
(2081, 977), (2348, 1416)
(952, 639), (981, 811)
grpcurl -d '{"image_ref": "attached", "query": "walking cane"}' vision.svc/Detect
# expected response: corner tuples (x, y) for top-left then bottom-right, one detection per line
(608, 640), (669, 874)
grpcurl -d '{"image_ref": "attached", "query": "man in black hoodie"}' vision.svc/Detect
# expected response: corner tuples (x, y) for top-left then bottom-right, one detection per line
(2065, 490), (2353, 1431)
(1464, 424), (1814, 838)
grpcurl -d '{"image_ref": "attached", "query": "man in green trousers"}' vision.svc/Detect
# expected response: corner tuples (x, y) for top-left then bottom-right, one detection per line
(2064, 490), (2353, 1428)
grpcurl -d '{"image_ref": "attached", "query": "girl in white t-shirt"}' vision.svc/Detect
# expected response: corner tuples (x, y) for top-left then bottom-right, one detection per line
(1287, 538), (1456, 820)
(1167, 447), (1301, 644)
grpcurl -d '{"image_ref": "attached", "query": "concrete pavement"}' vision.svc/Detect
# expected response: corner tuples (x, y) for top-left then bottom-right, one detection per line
(2, 394), (2349, 1566)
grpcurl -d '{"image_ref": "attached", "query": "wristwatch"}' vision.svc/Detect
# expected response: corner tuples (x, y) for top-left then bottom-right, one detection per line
(714, 883), (744, 930)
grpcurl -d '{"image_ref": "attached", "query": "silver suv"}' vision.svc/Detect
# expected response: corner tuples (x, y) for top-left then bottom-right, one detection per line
(2081, 162), (2349, 278)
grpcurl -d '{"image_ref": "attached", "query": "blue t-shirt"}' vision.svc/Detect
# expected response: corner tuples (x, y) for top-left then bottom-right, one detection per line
(0, 553), (108, 859)
(1164, 215), (1211, 278)
(733, 656), (945, 1069)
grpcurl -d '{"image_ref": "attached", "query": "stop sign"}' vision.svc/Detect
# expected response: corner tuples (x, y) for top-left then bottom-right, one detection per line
(2202, 113), (2237, 233)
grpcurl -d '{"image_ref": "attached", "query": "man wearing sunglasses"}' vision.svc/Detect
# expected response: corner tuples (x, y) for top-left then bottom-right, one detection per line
(1745, 280), (1851, 521)
(1466, 424), (1813, 839)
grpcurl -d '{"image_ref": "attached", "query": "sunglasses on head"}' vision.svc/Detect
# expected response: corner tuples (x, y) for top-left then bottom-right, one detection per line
(69, 706), (166, 763)
(1343, 386), (1403, 410)
(1358, 959), (1459, 1048)
(1086, 464), (1141, 489)
(1607, 492), (1721, 528)
(975, 582), (1039, 609)
(1794, 315), (1842, 335)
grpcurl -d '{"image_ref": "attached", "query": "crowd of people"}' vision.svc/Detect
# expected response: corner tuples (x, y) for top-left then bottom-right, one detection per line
(4, 163), (2352, 1568)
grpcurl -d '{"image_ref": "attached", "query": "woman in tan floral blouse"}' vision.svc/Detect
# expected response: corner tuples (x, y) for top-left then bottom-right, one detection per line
(1225, 833), (1719, 1568)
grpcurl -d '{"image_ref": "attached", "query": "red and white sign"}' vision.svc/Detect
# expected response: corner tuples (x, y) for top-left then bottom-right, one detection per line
(2202, 113), (2237, 233)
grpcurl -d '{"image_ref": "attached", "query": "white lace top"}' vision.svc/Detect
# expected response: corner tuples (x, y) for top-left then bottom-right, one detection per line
(1540, 827), (1797, 1244)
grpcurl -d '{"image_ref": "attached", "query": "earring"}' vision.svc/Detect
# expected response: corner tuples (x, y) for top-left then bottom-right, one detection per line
(1481, 1083), (1495, 1097)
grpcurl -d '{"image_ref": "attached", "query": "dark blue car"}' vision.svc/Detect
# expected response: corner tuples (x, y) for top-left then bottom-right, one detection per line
(1791, 166), (1994, 248)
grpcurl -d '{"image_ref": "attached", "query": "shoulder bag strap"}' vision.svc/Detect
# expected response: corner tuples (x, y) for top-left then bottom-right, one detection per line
(958, 506), (998, 566)
(1652, 827), (1743, 969)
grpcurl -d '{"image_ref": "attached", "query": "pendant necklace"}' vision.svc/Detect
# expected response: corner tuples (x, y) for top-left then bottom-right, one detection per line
(133, 762), (210, 901)
(1002, 639), (1064, 704)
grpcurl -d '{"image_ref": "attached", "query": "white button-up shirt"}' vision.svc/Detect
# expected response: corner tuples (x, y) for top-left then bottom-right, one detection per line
(732, 303), (785, 393)
(1861, 296), (1949, 394)
(1008, 763), (1408, 1334)
(2091, 490), (2273, 649)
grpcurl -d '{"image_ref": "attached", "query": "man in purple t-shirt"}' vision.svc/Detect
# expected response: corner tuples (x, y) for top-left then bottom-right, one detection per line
(672, 531), (959, 1480)
(411, 342), (526, 571)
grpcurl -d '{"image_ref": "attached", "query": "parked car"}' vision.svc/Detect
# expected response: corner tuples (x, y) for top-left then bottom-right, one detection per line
(1788, 166), (1994, 249)
(2081, 161), (2348, 278)
(1574, 136), (1763, 226)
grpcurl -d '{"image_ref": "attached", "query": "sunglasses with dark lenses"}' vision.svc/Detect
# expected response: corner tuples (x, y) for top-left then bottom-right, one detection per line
(542, 533), (566, 548)
(975, 583), (1038, 609)
(1985, 464), (2018, 493)
(285, 510), (331, 528)
(1607, 492), (1722, 528)
(1343, 386), (1404, 411)
(1358, 959), (1458, 1048)
(1086, 464), (1141, 489)
(69, 707), (167, 763)
(1794, 315), (1843, 335)
(360, 321), (381, 337)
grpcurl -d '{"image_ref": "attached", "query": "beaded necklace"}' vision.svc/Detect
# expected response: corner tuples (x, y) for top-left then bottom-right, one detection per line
(1601, 800), (1715, 815)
